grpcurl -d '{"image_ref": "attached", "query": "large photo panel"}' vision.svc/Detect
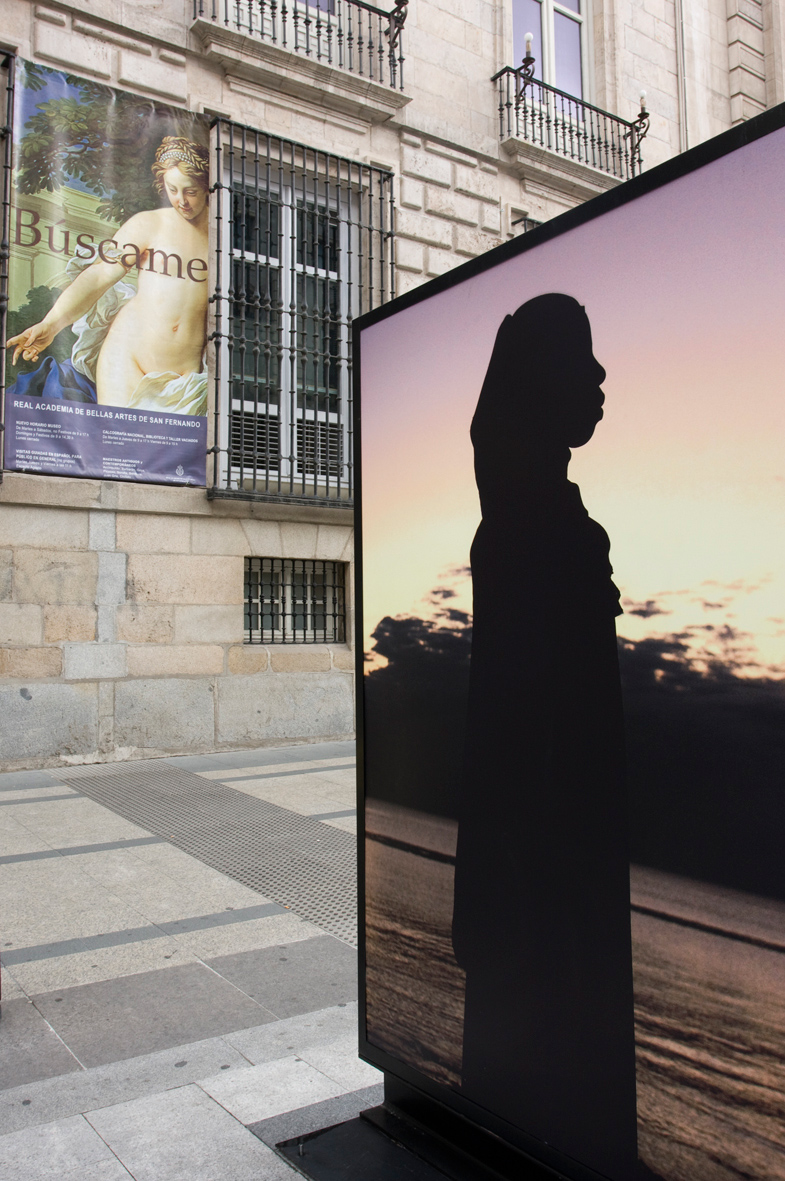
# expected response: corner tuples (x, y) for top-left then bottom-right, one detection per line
(5, 59), (210, 485)
(358, 110), (785, 1181)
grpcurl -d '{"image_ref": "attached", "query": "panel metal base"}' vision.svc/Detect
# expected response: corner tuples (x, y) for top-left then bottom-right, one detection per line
(276, 1076), (560, 1181)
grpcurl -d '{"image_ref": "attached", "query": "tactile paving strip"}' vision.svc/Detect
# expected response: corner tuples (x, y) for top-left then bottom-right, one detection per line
(59, 762), (357, 945)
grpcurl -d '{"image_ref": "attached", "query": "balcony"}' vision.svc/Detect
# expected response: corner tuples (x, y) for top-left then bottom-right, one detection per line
(193, 0), (410, 122)
(493, 65), (649, 197)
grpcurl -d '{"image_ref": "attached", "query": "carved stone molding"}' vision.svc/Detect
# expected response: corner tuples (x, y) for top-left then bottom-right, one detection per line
(501, 135), (623, 202)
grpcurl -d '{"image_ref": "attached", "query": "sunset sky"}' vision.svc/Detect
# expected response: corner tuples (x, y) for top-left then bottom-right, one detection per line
(359, 125), (785, 677)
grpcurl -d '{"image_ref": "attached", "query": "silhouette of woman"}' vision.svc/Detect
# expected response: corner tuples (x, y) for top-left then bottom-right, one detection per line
(452, 295), (639, 1178)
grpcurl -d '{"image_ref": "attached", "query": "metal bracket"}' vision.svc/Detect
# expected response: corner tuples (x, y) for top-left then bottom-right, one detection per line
(387, 0), (408, 50)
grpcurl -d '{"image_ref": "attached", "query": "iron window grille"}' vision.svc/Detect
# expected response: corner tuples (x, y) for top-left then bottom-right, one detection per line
(210, 121), (395, 505)
(245, 557), (346, 643)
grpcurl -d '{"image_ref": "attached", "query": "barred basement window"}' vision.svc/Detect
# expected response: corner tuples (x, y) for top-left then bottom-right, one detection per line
(210, 122), (395, 506)
(245, 558), (346, 644)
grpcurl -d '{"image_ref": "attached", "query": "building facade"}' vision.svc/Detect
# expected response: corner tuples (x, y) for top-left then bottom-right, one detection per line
(0, 0), (782, 769)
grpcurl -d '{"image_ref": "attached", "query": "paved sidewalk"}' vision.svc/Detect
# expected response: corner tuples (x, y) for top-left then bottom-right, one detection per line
(0, 741), (381, 1180)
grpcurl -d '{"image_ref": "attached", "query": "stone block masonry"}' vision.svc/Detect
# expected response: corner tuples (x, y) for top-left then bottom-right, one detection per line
(2, 0), (779, 772)
(392, 132), (614, 297)
(0, 476), (355, 770)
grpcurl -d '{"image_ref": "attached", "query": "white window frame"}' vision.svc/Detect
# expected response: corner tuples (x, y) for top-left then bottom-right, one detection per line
(512, 0), (592, 102)
(244, 557), (347, 644)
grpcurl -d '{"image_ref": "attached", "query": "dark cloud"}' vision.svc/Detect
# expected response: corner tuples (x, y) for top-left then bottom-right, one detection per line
(620, 629), (785, 902)
(617, 621), (766, 688)
(440, 607), (471, 625)
(364, 606), (472, 818)
(428, 587), (457, 601)
(622, 598), (671, 618)
(364, 586), (785, 897)
(370, 611), (471, 670)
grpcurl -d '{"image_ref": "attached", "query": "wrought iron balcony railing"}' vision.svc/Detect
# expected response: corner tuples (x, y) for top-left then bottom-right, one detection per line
(493, 64), (650, 181)
(194, 0), (409, 90)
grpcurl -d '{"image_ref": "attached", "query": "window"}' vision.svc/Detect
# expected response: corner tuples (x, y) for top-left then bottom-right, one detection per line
(210, 122), (394, 505)
(513, 0), (586, 98)
(245, 558), (346, 644)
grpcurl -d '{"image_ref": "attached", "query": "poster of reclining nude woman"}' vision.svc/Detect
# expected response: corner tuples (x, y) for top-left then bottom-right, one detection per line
(4, 59), (210, 485)
(357, 104), (785, 1181)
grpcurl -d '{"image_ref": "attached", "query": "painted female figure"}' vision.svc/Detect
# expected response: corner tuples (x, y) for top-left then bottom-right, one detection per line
(8, 137), (209, 415)
(452, 294), (640, 1179)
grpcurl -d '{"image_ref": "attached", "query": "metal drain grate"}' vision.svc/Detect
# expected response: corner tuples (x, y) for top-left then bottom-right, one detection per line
(59, 762), (357, 945)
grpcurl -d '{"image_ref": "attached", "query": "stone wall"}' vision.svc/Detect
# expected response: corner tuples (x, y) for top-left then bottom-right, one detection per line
(3, 0), (785, 769)
(0, 476), (354, 770)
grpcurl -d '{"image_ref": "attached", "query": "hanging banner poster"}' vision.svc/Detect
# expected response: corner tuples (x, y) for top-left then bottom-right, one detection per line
(4, 60), (210, 485)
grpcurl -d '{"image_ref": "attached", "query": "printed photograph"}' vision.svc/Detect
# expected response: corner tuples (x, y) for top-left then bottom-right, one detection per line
(359, 120), (785, 1181)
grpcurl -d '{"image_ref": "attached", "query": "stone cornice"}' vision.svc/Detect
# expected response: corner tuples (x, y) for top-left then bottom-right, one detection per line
(501, 136), (624, 201)
(0, 472), (353, 524)
(191, 17), (411, 125)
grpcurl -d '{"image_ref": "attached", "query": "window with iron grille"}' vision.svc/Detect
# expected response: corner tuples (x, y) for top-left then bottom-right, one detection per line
(245, 557), (346, 643)
(210, 122), (395, 506)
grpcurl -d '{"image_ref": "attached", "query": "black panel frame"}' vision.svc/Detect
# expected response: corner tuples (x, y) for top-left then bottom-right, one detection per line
(352, 100), (785, 1181)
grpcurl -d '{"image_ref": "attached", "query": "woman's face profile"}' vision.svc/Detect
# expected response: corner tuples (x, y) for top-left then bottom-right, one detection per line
(164, 166), (208, 221)
(557, 341), (607, 448)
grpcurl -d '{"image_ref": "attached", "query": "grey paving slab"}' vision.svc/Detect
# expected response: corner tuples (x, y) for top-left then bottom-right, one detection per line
(57, 1160), (134, 1180)
(224, 1003), (358, 1065)
(246, 1082), (384, 1147)
(7, 909), (313, 997)
(0, 865), (159, 948)
(222, 778), (349, 816)
(85, 1083), (298, 1181)
(298, 1037), (382, 1091)
(8, 807), (153, 851)
(0, 1114), (117, 1180)
(0, 966), (25, 1000)
(0, 837), (165, 865)
(0, 816), (52, 858)
(6, 935), (188, 997)
(31, 962), (277, 1068)
(198, 1055), (343, 1124)
(4, 924), (174, 968)
(224, 765), (356, 783)
(0, 1030), (253, 1136)
(206, 935), (357, 1019)
(322, 816), (357, 834)
(309, 809), (356, 822)
(170, 913), (321, 962)
(227, 775), (355, 818)
(0, 770), (64, 792)
(0, 793), (81, 806)
(0, 997), (82, 1090)
(3, 902), (286, 967)
(168, 741), (355, 773)
(69, 849), (279, 924)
